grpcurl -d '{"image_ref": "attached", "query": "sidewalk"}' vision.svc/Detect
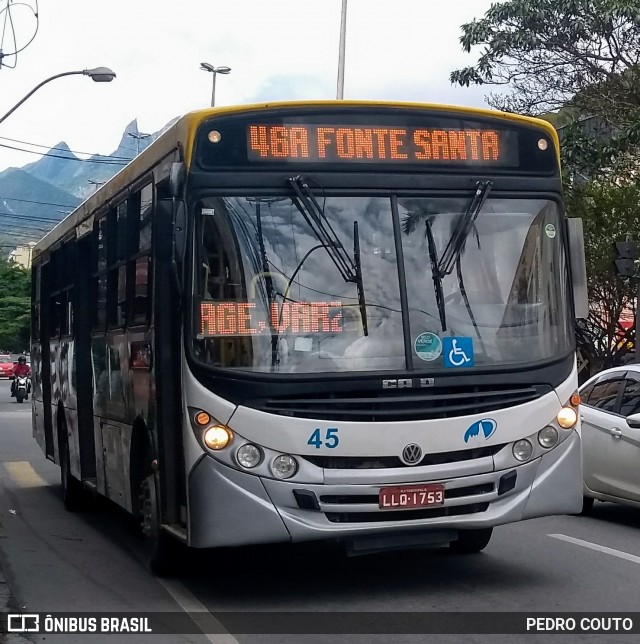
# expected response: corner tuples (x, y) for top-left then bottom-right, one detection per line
(0, 553), (31, 643)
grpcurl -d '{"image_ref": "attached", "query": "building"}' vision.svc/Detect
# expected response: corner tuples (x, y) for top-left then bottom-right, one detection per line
(8, 242), (36, 269)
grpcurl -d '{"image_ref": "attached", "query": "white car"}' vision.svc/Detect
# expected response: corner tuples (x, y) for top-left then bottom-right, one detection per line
(579, 364), (640, 513)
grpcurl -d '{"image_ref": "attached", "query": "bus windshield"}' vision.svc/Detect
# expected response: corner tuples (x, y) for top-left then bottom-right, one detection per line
(192, 194), (572, 373)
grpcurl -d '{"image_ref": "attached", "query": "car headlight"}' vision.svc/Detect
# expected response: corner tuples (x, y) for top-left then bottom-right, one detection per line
(513, 439), (533, 462)
(236, 443), (263, 469)
(538, 425), (559, 448)
(557, 406), (578, 429)
(271, 454), (298, 479)
(203, 425), (233, 450)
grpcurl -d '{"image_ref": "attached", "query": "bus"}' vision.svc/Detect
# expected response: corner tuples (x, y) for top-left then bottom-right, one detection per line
(30, 100), (589, 573)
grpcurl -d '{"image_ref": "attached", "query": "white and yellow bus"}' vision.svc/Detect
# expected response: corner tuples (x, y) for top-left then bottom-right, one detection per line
(31, 101), (588, 573)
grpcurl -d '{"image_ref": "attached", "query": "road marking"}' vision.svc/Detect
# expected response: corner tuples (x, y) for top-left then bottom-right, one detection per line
(3, 461), (48, 488)
(158, 578), (240, 644)
(549, 533), (640, 565)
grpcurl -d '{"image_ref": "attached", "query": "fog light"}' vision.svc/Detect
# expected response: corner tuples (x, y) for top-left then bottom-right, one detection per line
(557, 406), (578, 429)
(237, 443), (262, 468)
(271, 454), (298, 479)
(203, 425), (232, 450)
(513, 439), (533, 462)
(538, 425), (559, 448)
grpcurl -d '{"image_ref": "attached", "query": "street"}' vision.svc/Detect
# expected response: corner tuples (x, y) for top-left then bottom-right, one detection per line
(1, 394), (640, 643)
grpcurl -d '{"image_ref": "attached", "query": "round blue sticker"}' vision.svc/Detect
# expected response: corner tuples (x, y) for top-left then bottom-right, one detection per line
(414, 332), (442, 362)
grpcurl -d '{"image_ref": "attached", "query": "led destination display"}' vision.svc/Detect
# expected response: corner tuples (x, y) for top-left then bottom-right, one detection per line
(199, 301), (344, 337)
(247, 124), (508, 165)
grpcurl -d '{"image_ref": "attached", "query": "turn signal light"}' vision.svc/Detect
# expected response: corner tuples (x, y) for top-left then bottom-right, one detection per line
(570, 393), (581, 407)
(194, 411), (211, 426)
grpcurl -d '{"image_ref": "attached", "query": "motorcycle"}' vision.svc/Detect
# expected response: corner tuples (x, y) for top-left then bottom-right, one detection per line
(11, 375), (30, 403)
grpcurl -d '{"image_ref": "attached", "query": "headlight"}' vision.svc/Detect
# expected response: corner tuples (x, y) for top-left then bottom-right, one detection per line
(203, 425), (233, 450)
(271, 454), (298, 479)
(538, 425), (559, 448)
(513, 439), (533, 462)
(557, 406), (578, 429)
(236, 443), (263, 468)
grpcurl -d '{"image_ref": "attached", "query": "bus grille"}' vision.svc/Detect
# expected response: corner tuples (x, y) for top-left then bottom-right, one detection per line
(250, 383), (546, 422)
(303, 446), (504, 470)
(325, 502), (490, 523)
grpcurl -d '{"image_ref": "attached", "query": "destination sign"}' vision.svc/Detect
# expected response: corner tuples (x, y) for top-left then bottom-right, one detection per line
(199, 301), (344, 337)
(194, 109), (557, 173)
(247, 124), (511, 165)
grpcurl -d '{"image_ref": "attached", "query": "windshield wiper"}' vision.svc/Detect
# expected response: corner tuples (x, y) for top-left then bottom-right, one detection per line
(288, 175), (369, 336)
(424, 218), (448, 331)
(438, 180), (493, 278)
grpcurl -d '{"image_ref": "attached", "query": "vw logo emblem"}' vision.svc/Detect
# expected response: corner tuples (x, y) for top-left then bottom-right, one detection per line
(401, 443), (423, 466)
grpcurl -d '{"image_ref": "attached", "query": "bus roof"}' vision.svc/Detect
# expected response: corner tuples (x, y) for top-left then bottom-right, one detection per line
(32, 100), (559, 258)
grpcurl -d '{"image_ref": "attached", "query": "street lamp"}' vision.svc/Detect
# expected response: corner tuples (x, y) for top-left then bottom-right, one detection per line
(199, 62), (231, 107)
(127, 132), (152, 155)
(336, 0), (348, 99)
(0, 67), (116, 126)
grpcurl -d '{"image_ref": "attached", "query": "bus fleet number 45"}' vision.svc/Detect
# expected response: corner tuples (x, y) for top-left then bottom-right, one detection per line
(308, 428), (340, 449)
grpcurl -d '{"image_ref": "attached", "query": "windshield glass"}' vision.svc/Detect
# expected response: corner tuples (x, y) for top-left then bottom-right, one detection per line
(192, 195), (572, 373)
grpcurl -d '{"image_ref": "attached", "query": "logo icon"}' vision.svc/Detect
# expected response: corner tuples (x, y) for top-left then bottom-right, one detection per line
(442, 337), (474, 368)
(464, 418), (497, 443)
(401, 443), (423, 465)
(8, 614), (39, 633)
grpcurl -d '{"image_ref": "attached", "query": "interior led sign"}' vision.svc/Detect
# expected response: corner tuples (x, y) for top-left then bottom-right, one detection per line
(199, 301), (344, 337)
(247, 124), (512, 165)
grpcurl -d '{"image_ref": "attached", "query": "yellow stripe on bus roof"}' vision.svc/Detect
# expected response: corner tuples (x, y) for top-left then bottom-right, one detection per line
(33, 100), (560, 258)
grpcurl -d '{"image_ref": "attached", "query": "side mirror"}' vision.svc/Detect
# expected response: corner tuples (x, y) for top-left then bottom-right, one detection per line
(626, 413), (640, 428)
(567, 218), (588, 319)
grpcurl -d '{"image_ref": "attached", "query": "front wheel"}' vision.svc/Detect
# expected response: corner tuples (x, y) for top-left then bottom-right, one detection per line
(449, 528), (493, 553)
(15, 391), (24, 403)
(578, 496), (594, 516)
(139, 473), (180, 576)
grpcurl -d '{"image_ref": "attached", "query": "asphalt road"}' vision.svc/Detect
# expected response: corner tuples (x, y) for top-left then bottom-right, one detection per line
(1, 391), (640, 643)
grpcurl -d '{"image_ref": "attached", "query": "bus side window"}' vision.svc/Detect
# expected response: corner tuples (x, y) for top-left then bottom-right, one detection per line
(94, 216), (108, 331)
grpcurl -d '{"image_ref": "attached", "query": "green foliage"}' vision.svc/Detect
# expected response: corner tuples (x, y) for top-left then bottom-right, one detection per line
(451, 0), (640, 115)
(0, 258), (30, 351)
(565, 182), (640, 371)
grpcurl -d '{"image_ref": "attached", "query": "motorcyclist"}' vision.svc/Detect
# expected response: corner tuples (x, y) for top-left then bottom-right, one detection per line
(11, 356), (31, 397)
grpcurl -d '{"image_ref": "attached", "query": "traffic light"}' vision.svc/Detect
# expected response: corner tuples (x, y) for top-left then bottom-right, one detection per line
(613, 241), (638, 278)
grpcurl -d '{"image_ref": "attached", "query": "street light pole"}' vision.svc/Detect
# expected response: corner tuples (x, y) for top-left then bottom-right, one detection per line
(336, 0), (348, 99)
(127, 132), (151, 155)
(199, 63), (231, 107)
(0, 67), (116, 126)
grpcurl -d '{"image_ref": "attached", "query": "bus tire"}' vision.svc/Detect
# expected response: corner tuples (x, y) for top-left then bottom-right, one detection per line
(449, 528), (493, 553)
(60, 439), (88, 512)
(139, 473), (179, 576)
(578, 496), (594, 516)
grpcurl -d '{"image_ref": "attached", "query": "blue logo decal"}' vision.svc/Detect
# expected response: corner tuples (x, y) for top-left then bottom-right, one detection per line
(442, 337), (474, 368)
(464, 418), (497, 443)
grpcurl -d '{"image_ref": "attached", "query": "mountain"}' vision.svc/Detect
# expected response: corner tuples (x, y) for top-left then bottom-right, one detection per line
(0, 119), (159, 252)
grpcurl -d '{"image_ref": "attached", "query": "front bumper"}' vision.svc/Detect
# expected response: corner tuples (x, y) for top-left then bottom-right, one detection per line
(187, 430), (581, 548)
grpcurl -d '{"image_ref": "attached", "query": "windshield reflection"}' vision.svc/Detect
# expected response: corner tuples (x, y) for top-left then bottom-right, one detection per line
(192, 195), (572, 373)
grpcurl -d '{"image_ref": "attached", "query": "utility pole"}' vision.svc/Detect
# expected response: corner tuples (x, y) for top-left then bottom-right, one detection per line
(336, 0), (348, 99)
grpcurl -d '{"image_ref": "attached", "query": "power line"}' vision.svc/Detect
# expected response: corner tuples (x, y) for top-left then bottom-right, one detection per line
(0, 195), (78, 209)
(0, 142), (128, 165)
(0, 210), (64, 223)
(0, 134), (136, 162)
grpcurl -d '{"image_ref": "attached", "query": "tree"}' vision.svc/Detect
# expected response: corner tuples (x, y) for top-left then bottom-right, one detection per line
(0, 258), (30, 351)
(450, 0), (640, 117)
(566, 182), (640, 374)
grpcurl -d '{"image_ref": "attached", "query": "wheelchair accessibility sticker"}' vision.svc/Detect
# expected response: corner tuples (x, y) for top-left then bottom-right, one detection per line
(442, 336), (474, 368)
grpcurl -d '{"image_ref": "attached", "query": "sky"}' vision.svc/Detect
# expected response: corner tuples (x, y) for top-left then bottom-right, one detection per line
(0, 0), (499, 172)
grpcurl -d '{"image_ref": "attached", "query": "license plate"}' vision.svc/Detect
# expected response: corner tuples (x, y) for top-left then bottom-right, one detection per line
(379, 484), (445, 510)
